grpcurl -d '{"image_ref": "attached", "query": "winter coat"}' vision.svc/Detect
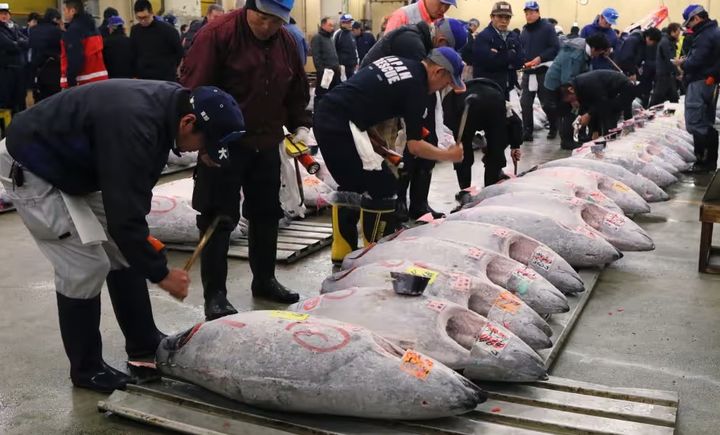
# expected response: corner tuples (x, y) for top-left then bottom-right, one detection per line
(544, 37), (589, 91)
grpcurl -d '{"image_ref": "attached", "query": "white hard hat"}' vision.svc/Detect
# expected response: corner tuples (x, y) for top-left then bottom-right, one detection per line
(0, 3), (9, 10)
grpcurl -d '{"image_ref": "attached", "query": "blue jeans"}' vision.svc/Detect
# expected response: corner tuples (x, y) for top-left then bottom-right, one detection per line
(684, 80), (718, 136)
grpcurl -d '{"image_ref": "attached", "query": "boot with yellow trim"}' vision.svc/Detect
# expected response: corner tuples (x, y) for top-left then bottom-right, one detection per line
(331, 204), (360, 265)
(360, 195), (399, 246)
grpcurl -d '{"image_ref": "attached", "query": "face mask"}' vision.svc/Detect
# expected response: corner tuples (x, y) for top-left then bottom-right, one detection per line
(585, 44), (592, 57)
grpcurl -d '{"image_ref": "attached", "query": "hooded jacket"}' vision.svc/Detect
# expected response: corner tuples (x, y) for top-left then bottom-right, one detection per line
(61, 12), (108, 87)
(544, 37), (589, 91)
(361, 21), (433, 68)
(683, 19), (720, 83)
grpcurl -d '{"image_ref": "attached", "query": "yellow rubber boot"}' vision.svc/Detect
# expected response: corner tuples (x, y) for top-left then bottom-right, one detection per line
(331, 204), (359, 265)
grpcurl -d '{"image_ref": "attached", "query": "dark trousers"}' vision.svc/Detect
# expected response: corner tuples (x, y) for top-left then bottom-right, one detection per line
(0, 67), (26, 113)
(520, 69), (555, 134)
(649, 75), (679, 107)
(313, 110), (397, 200)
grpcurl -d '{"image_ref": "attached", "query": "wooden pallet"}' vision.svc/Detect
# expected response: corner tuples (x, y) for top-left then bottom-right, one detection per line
(99, 375), (678, 435)
(166, 221), (333, 264)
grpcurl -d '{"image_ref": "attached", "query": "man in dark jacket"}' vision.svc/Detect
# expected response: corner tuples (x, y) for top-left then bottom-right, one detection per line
(0, 3), (28, 113)
(560, 70), (634, 137)
(446, 78), (522, 189)
(650, 23), (681, 107)
(29, 8), (62, 101)
(360, 17), (467, 221)
(678, 5), (720, 172)
(580, 8), (620, 70)
(180, 0), (311, 314)
(1, 80), (244, 393)
(314, 49), (465, 263)
(131, 0), (183, 81)
(334, 14), (358, 79)
(181, 4), (224, 52)
(311, 16), (339, 107)
(103, 16), (134, 78)
(61, 0), (108, 88)
(352, 21), (375, 63)
(519, 1), (559, 141)
(472, 1), (523, 100)
(614, 27), (661, 107)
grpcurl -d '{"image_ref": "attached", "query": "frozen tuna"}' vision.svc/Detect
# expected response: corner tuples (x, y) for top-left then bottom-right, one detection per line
(385, 220), (584, 294)
(342, 237), (569, 314)
(156, 311), (485, 419)
(292, 288), (548, 382)
(538, 158), (669, 202)
(322, 260), (553, 349)
(474, 192), (655, 252)
(446, 205), (622, 267)
(574, 147), (678, 187)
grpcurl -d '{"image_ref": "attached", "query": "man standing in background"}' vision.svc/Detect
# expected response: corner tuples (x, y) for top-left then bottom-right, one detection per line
(580, 8), (620, 70)
(473, 1), (522, 100)
(352, 21), (375, 64)
(519, 1), (559, 142)
(61, 0), (107, 89)
(131, 0), (183, 81)
(334, 14), (358, 80)
(649, 23), (681, 107)
(0, 2), (28, 113)
(385, 0), (455, 33)
(311, 16), (339, 108)
(182, 4), (224, 52)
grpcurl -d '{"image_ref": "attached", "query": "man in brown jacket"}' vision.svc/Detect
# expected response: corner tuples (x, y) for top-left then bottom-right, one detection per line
(180, 0), (311, 319)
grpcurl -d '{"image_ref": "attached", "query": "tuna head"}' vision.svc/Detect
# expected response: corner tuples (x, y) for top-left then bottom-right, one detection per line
(156, 311), (485, 420)
(293, 289), (548, 382)
(579, 202), (655, 251)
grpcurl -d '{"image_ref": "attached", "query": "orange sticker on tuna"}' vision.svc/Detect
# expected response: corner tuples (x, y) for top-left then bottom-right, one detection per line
(493, 292), (521, 314)
(400, 350), (434, 380)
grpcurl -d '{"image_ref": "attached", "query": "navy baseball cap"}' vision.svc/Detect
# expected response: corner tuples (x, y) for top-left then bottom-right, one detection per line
(108, 15), (124, 26)
(340, 13), (353, 22)
(440, 0), (457, 7)
(524, 1), (539, 11)
(427, 47), (466, 92)
(435, 18), (468, 51)
(683, 4), (705, 27)
(255, 0), (294, 23)
(190, 87), (245, 166)
(601, 7), (619, 26)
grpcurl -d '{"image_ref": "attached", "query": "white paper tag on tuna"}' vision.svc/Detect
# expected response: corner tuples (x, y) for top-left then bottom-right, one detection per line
(530, 247), (555, 272)
(320, 68), (334, 89)
(603, 213), (626, 232)
(474, 324), (510, 357)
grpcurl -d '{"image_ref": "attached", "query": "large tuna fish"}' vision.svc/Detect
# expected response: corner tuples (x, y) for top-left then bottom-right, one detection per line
(474, 192), (654, 252)
(322, 260), (554, 349)
(446, 206), (622, 267)
(574, 147), (678, 187)
(385, 220), (584, 294)
(292, 288), (548, 382)
(605, 139), (690, 172)
(521, 167), (651, 214)
(342, 237), (569, 314)
(538, 158), (669, 203)
(156, 311), (485, 419)
(633, 130), (696, 162)
(462, 177), (624, 214)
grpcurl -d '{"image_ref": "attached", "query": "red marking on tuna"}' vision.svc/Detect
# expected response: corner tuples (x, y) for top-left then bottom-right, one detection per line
(323, 288), (356, 300)
(617, 308), (624, 312)
(514, 267), (538, 280)
(380, 259), (405, 268)
(286, 321), (351, 353)
(150, 196), (177, 214)
(493, 228), (511, 238)
(491, 407), (502, 413)
(448, 272), (471, 293)
(179, 322), (204, 347)
(608, 312), (613, 316)
(302, 296), (322, 311)
(220, 319), (246, 329)
(476, 324), (509, 356)
(426, 300), (447, 312)
(467, 248), (485, 260)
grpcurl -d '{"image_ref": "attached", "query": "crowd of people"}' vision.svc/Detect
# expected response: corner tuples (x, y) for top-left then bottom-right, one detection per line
(1, 0), (719, 395)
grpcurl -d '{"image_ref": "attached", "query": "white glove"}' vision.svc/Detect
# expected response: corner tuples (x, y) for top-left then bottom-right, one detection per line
(293, 127), (310, 145)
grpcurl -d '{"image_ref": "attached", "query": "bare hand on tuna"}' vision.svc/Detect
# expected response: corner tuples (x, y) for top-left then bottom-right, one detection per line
(159, 268), (190, 301)
(447, 144), (464, 162)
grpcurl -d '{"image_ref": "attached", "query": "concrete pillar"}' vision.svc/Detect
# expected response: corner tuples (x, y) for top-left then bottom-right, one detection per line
(163, 0), (200, 23)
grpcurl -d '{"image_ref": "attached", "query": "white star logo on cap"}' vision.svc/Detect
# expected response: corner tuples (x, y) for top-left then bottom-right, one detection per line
(218, 147), (228, 160)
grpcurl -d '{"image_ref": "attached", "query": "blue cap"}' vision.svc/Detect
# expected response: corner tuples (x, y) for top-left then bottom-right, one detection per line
(601, 7), (619, 26)
(440, 0), (457, 7)
(683, 4), (705, 27)
(108, 15), (124, 27)
(524, 1), (539, 11)
(190, 87), (246, 166)
(255, 0), (294, 23)
(435, 18), (468, 51)
(340, 13), (353, 22)
(427, 47), (466, 92)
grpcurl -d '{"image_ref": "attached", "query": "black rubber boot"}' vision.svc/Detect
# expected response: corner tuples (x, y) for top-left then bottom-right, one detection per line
(199, 221), (238, 321)
(706, 129), (718, 171)
(106, 268), (166, 359)
(331, 204), (360, 265)
(408, 167), (445, 220)
(395, 168), (410, 223)
(249, 219), (299, 303)
(56, 293), (130, 393)
(360, 196), (399, 245)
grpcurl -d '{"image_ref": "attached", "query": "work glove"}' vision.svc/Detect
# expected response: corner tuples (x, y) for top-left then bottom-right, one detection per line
(293, 126), (310, 146)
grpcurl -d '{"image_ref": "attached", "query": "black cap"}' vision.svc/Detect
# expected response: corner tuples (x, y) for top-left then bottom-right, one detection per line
(190, 86), (245, 166)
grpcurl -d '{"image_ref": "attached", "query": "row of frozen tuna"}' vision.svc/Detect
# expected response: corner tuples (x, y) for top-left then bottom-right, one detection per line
(153, 110), (689, 421)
